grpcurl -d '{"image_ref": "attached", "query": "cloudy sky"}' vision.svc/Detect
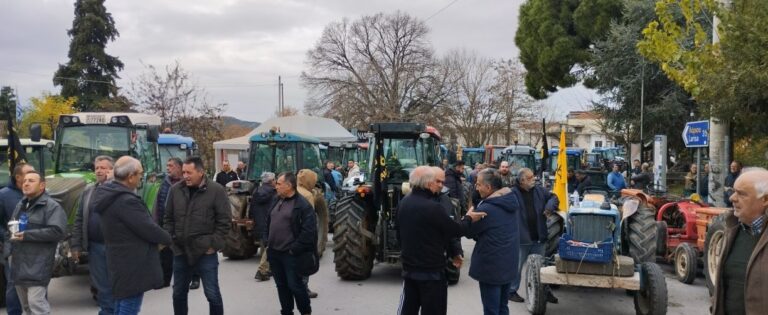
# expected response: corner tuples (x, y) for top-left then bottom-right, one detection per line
(1, 0), (596, 123)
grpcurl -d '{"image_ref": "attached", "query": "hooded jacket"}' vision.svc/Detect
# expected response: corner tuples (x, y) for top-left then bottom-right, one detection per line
(6, 192), (67, 287)
(94, 181), (172, 299)
(164, 177), (231, 265)
(297, 169), (318, 209)
(465, 187), (520, 285)
(0, 179), (23, 228)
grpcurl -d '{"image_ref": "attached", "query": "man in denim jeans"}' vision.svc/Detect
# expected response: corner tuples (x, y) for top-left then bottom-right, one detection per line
(164, 157), (231, 315)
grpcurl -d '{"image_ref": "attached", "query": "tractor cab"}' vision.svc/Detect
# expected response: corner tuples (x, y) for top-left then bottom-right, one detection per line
(484, 144), (506, 166)
(457, 147), (485, 169)
(341, 142), (369, 171)
(548, 147), (586, 172)
(246, 130), (323, 182)
(0, 138), (55, 188)
(500, 145), (537, 175)
(158, 133), (196, 163)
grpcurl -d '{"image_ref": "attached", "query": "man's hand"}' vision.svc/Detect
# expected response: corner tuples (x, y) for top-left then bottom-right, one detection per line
(11, 232), (23, 241)
(451, 255), (463, 269)
(205, 248), (216, 255)
(466, 207), (487, 222)
(158, 244), (166, 251)
(71, 250), (81, 263)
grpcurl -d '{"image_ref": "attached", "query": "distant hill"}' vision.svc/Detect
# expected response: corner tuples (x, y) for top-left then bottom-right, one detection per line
(222, 116), (260, 130)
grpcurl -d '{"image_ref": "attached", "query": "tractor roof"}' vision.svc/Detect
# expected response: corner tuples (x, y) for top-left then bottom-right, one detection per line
(369, 122), (441, 139)
(549, 147), (586, 156)
(249, 131), (320, 144)
(65, 112), (162, 126)
(502, 145), (536, 155)
(158, 134), (195, 146)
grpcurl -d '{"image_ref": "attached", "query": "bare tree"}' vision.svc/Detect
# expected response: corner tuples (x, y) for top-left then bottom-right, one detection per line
(275, 105), (300, 117)
(129, 61), (227, 167)
(492, 59), (535, 145)
(302, 11), (450, 127)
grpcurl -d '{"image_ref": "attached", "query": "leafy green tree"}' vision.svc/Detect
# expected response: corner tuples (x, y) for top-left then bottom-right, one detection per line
(21, 93), (77, 139)
(0, 87), (18, 122)
(587, 0), (693, 150)
(515, 0), (623, 99)
(53, 0), (124, 111)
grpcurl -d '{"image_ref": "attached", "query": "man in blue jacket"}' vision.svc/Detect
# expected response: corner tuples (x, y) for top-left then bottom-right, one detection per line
(509, 168), (559, 304)
(465, 169), (521, 315)
(607, 164), (627, 193)
(0, 162), (34, 315)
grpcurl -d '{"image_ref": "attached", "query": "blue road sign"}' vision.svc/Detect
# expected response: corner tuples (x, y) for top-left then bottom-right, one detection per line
(682, 120), (710, 148)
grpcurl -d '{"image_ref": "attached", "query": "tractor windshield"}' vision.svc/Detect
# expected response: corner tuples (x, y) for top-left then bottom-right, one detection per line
(549, 153), (584, 172)
(159, 144), (188, 165)
(57, 125), (131, 172)
(463, 151), (484, 168)
(505, 154), (536, 174)
(248, 142), (297, 180)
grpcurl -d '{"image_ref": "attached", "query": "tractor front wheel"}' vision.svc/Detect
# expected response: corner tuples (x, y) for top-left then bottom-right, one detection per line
(674, 242), (698, 284)
(633, 262), (668, 315)
(332, 195), (374, 280)
(525, 254), (547, 315)
(545, 214), (564, 258)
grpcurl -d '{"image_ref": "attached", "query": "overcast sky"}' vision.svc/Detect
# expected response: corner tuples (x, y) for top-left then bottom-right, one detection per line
(0, 0), (596, 123)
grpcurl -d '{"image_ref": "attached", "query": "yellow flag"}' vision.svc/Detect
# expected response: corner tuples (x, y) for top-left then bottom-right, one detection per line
(554, 127), (568, 212)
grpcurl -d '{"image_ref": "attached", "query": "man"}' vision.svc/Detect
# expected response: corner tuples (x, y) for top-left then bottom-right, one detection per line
(236, 161), (247, 180)
(724, 161), (743, 207)
(397, 166), (485, 315)
(154, 157), (184, 288)
(631, 159), (642, 176)
(94, 156), (172, 314)
(71, 156), (115, 314)
(465, 169), (520, 315)
(214, 160), (239, 187)
(265, 172), (318, 315)
(712, 168), (768, 315)
(630, 163), (653, 190)
(164, 157), (231, 315)
(322, 161), (338, 194)
(684, 164), (698, 197)
(566, 169), (578, 194)
(498, 161), (515, 188)
(346, 160), (361, 180)
(699, 163), (710, 202)
(6, 171), (66, 315)
(574, 170), (592, 196)
(444, 161), (466, 211)
(509, 168), (559, 304)
(0, 162), (34, 315)
(606, 164), (626, 193)
(251, 172), (277, 282)
(441, 159), (449, 170)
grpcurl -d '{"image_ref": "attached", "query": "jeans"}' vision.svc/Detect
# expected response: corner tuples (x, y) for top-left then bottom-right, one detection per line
(172, 253), (223, 315)
(511, 243), (545, 293)
(268, 249), (311, 315)
(113, 293), (143, 315)
(89, 242), (115, 315)
(4, 261), (22, 315)
(479, 282), (511, 315)
(15, 285), (49, 315)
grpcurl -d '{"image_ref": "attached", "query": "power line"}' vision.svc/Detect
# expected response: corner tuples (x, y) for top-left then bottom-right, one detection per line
(425, 0), (462, 21)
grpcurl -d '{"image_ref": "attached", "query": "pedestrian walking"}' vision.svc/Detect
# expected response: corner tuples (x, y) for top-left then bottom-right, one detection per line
(251, 172), (277, 282)
(94, 156), (172, 315)
(724, 160), (743, 207)
(154, 157), (183, 288)
(164, 157), (231, 315)
(712, 167), (768, 315)
(0, 162), (34, 315)
(464, 169), (520, 315)
(508, 168), (559, 304)
(397, 166), (485, 315)
(71, 156), (115, 314)
(6, 171), (66, 315)
(214, 160), (239, 187)
(265, 172), (318, 315)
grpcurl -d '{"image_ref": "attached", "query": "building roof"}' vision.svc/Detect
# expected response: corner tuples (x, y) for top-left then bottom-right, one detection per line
(567, 111), (601, 120)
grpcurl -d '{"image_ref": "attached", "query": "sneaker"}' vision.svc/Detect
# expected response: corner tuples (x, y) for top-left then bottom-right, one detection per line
(546, 291), (559, 304)
(189, 279), (200, 290)
(255, 272), (271, 281)
(308, 289), (318, 299)
(508, 292), (524, 303)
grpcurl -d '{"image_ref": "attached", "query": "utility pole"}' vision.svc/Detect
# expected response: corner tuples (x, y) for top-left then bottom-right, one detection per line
(277, 76), (285, 116)
(709, 0), (731, 207)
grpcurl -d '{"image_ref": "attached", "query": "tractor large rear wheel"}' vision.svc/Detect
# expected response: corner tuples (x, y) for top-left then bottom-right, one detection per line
(704, 213), (727, 295)
(313, 192), (330, 257)
(332, 195), (374, 280)
(626, 204), (658, 264)
(545, 214), (564, 257)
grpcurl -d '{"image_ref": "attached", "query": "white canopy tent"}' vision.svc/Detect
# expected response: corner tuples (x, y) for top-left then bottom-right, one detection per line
(213, 115), (357, 172)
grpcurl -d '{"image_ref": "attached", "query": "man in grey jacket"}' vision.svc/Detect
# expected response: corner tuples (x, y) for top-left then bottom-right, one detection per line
(6, 171), (67, 315)
(70, 155), (114, 314)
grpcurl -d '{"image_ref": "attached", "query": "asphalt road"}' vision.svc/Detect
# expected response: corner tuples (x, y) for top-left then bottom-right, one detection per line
(20, 238), (710, 314)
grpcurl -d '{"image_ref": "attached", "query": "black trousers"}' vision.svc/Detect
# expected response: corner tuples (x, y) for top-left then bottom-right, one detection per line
(160, 247), (174, 286)
(398, 278), (448, 315)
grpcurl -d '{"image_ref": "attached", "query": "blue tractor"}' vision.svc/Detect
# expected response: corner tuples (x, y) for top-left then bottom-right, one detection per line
(158, 133), (196, 162)
(525, 195), (665, 315)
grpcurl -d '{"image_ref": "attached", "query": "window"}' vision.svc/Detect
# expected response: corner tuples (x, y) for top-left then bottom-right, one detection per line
(595, 141), (603, 148)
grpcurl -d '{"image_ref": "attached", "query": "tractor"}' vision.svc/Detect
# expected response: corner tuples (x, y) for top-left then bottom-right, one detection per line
(332, 123), (456, 281)
(44, 112), (162, 277)
(500, 144), (537, 175)
(158, 133), (197, 162)
(484, 144), (507, 165)
(0, 138), (55, 188)
(592, 147), (627, 172)
(525, 194), (666, 315)
(222, 130), (329, 259)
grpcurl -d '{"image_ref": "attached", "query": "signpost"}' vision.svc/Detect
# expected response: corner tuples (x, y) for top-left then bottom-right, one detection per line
(682, 121), (710, 199)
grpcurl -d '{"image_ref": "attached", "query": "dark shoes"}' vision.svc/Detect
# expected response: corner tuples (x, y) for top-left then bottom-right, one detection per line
(189, 278), (200, 290)
(254, 271), (271, 281)
(308, 289), (318, 299)
(508, 292), (524, 303)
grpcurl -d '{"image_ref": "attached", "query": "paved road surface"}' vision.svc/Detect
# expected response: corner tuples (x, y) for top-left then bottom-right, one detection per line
(21, 238), (710, 314)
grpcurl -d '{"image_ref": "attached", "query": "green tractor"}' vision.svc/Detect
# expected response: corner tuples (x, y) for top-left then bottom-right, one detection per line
(0, 138), (55, 188)
(332, 123), (459, 281)
(46, 112), (162, 276)
(222, 130), (329, 259)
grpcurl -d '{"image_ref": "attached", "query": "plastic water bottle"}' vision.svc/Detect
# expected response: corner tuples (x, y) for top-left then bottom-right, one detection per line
(571, 190), (580, 208)
(19, 213), (28, 232)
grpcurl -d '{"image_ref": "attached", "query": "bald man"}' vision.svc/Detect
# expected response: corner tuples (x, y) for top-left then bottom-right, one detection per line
(712, 168), (768, 315)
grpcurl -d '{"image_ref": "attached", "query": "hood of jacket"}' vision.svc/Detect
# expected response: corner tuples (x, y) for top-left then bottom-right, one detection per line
(479, 187), (515, 213)
(297, 169), (318, 191)
(93, 181), (137, 214)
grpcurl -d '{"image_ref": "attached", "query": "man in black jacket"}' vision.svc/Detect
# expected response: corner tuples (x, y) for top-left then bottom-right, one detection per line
(214, 160), (239, 187)
(265, 172), (318, 315)
(95, 156), (172, 314)
(154, 157), (184, 288)
(164, 157), (231, 315)
(397, 166), (485, 315)
(250, 172), (277, 281)
(444, 161), (466, 211)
